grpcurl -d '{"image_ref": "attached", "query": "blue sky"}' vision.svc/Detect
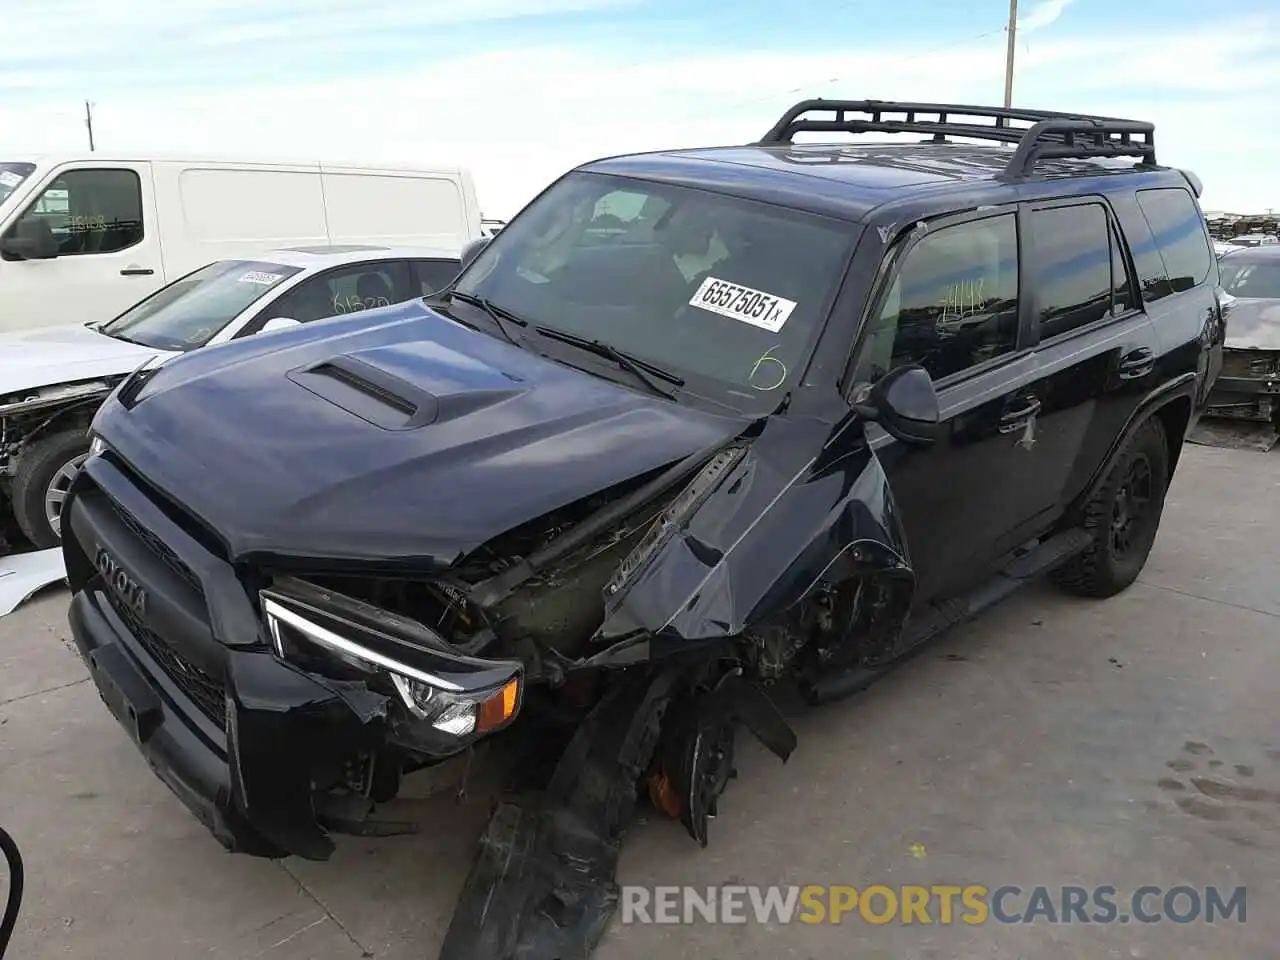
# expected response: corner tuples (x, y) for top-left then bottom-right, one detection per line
(2, 0), (1277, 215)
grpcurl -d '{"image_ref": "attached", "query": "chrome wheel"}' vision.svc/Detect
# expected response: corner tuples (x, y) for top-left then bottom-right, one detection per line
(44, 453), (89, 540)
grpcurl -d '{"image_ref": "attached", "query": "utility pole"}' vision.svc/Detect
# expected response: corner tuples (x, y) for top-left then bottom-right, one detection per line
(84, 100), (95, 152)
(1003, 0), (1018, 108)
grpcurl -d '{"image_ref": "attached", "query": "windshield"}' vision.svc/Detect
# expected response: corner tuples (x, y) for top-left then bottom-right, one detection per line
(101, 259), (303, 350)
(0, 162), (35, 205)
(1220, 260), (1280, 300)
(454, 171), (856, 405)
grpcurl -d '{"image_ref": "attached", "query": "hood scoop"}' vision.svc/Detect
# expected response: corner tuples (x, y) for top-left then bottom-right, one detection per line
(288, 342), (527, 431)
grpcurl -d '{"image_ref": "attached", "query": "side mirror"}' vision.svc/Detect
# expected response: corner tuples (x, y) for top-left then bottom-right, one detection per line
(258, 317), (300, 334)
(460, 236), (491, 271)
(851, 364), (943, 446)
(0, 220), (57, 261)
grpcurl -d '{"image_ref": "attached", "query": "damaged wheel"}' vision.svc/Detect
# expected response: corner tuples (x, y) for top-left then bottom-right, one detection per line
(11, 429), (90, 550)
(1051, 417), (1169, 598)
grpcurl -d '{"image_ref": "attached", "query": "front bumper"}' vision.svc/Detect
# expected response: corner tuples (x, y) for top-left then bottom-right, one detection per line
(61, 452), (507, 860)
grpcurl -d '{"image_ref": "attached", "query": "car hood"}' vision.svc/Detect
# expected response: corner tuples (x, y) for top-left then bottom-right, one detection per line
(97, 301), (744, 566)
(1224, 298), (1280, 351)
(0, 322), (166, 396)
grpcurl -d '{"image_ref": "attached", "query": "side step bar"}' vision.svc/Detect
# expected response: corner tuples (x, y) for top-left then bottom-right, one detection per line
(801, 528), (1093, 705)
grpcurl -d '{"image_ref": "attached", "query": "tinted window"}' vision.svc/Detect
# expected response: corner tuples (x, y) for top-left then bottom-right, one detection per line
(455, 172), (856, 405)
(411, 258), (461, 295)
(270, 260), (413, 324)
(861, 214), (1019, 383)
(1135, 188), (1213, 298)
(5, 169), (143, 256)
(1033, 204), (1113, 339)
(101, 260), (302, 350)
(1220, 259), (1280, 299)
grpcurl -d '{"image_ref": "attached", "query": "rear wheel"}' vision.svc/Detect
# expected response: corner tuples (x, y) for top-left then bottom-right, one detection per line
(11, 429), (90, 549)
(1051, 417), (1169, 598)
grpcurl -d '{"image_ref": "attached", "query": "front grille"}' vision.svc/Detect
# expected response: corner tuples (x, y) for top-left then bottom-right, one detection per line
(104, 495), (204, 597)
(108, 591), (227, 728)
(1221, 349), (1278, 379)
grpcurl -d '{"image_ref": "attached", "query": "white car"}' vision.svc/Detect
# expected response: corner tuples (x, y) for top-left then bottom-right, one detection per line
(0, 244), (460, 551)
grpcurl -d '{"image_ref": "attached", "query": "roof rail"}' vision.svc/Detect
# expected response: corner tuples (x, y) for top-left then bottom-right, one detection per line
(756, 99), (1157, 178)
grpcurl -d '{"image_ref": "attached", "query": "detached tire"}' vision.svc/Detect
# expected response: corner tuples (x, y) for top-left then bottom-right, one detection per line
(1052, 417), (1170, 599)
(11, 429), (90, 549)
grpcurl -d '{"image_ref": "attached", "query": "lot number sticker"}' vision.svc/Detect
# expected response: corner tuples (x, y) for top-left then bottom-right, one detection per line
(689, 276), (797, 332)
(0, 171), (22, 188)
(238, 271), (286, 286)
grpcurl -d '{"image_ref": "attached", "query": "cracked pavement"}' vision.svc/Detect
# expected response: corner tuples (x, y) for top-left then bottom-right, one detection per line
(2, 441), (1278, 958)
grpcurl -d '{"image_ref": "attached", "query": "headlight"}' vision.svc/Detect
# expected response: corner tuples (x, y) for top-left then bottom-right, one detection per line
(260, 586), (522, 740)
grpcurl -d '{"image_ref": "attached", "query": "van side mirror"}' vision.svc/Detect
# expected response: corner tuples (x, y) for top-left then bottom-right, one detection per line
(258, 317), (300, 334)
(0, 219), (57, 261)
(460, 236), (491, 271)
(851, 364), (943, 446)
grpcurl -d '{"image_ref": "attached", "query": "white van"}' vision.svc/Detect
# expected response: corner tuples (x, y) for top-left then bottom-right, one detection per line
(0, 155), (482, 334)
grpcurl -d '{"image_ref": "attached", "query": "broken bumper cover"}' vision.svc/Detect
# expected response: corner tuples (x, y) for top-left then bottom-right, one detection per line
(62, 456), (524, 861)
(68, 585), (398, 859)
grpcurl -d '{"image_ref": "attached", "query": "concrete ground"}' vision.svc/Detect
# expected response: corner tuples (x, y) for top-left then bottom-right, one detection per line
(2, 440), (1278, 959)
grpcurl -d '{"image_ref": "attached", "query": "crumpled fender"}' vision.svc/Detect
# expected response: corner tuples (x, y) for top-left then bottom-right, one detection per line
(591, 407), (914, 649)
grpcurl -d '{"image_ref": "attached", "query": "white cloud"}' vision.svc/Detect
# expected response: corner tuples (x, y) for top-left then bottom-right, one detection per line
(0, 12), (1276, 216)
(1018, 0), (1075, 35)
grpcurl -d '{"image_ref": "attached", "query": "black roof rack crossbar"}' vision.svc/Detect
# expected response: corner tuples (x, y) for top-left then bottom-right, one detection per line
(756, 99), (1156, 177)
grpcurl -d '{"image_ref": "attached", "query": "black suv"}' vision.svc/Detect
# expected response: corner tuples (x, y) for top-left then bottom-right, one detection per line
(63, 101), (1223, 959)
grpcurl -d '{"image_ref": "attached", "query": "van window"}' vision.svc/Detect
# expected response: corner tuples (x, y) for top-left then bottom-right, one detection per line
(860, 213), (1020, 383)
(1134, 187), (1213, 298)
(7, 169), (143, 256)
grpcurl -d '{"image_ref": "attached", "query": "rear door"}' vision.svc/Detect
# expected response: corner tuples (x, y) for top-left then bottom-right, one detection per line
(988, 195), (1161, 556)
(0, 162), (164, 332)
(853, 205), (1049, 606)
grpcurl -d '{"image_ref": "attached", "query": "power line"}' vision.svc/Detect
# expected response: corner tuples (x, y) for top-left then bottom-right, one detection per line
(84, 100), (95, 152)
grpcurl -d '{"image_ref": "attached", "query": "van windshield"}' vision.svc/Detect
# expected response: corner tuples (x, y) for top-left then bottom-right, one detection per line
(452, 171), (856, 408)
(101, 259), (303, 351)
(0, 162), (35, 205)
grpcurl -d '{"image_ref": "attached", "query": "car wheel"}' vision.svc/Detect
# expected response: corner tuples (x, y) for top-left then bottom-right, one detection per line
(11, 429), (91, 550)
(1051, 416), (1169, 599)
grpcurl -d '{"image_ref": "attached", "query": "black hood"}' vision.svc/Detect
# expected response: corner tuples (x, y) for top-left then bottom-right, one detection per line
(95, 301), (742, 565)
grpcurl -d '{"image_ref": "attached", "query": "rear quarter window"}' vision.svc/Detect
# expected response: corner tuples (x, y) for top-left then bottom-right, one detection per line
(1133, 187), (1214, 301)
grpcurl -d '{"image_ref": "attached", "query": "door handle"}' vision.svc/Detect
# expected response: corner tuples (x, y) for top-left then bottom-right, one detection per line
(1119, 347), (1155, 380)
(120, 267), (154, 277)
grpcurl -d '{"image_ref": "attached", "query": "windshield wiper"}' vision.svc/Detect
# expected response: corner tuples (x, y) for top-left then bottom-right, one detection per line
(448, 291), (527, 347)
(533, 326), (684, 400)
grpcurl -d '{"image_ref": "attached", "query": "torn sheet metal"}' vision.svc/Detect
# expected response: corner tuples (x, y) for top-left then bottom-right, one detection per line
(0, 548), (66, 618)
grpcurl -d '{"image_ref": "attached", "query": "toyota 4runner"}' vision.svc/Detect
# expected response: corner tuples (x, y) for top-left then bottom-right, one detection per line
(62, 100), (1224, 960)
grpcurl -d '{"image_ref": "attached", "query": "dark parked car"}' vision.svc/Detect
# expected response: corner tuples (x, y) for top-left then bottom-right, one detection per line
(63, 100), (1223, 959)
(1207, 245), (1280, 423)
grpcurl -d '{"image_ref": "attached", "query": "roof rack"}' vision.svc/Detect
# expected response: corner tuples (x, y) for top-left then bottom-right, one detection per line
(756, 99), (1157, 178)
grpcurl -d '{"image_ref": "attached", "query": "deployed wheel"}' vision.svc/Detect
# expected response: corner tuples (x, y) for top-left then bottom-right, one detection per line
(11, 429), (91, 549)
(1052, 417), (1169, 598)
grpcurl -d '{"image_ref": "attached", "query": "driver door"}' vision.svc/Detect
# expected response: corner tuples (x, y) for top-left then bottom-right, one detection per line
(853, 206), (1045, 607)
(0, 162), (164, 333)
